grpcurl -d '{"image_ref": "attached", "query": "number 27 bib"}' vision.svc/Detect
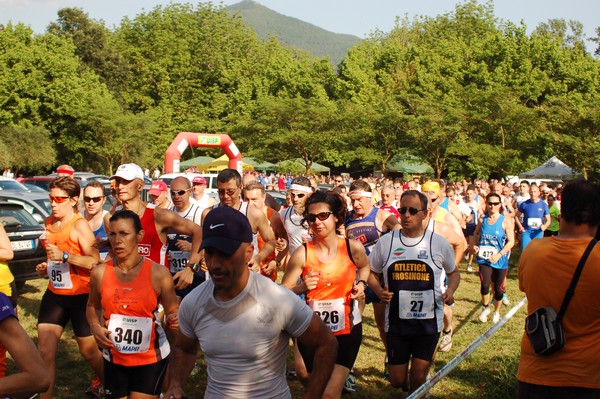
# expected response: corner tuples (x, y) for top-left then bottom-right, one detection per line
(108, 314), (152, 354)
(398, 290), (435, 319)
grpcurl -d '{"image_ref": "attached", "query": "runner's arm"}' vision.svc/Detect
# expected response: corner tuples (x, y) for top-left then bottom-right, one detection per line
(297, 315), (338, 399)
(164, 331), (199, 399)
(0, 317), (50, 396)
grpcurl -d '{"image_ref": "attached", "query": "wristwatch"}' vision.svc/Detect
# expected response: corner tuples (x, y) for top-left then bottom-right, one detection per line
(62, 251), (70, 263)
(275, 259), (281, 268)
(357, 280), (368, 289)
(187, 262), (200, 272)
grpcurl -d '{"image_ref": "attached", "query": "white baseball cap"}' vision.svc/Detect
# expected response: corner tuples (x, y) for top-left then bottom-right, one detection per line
(110, 163), (145, 181)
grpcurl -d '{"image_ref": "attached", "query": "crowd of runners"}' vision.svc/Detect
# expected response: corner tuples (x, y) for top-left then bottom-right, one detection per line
(0, 164), (570, 398)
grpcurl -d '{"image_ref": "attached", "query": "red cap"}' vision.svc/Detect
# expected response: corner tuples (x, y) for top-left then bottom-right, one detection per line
(149, 180), (168, 196)
(192, 176), (207, 185)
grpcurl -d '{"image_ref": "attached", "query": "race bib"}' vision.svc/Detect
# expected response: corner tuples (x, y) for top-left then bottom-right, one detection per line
(398, 290), (435, 319)
(137, 244), (151, 257)
(527, 218), (542, 229)
(478, 245), (498, 260)
(309, 298), (345, 332)
(169, 251), (190, 273)
(47, 261), (73, 289)
(108, 314), (152, 354)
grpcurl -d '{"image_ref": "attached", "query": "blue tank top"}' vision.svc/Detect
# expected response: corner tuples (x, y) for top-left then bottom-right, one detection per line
(440, 197), (449, 211)
(476, 214), (509, 269)
(93, 221), (109, 259)
(345, 207), (382, 255)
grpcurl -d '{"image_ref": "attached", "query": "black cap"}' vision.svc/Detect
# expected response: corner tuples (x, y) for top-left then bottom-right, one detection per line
(200, 207), (252, 255)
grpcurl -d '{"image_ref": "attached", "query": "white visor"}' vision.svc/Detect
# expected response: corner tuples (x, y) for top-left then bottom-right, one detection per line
(289, 184), (312, 193)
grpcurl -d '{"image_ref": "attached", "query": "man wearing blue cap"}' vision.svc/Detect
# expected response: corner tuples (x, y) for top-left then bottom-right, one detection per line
(165, 206), (337, 399)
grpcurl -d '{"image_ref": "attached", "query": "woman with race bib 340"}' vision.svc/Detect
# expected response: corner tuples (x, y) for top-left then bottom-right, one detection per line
(35, 177), (103, 399)
(87, 210), (178, 399)
(282, 190), (370, 398)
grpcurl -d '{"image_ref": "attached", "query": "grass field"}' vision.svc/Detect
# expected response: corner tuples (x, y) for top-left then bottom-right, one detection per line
(11, 256), (526, 399)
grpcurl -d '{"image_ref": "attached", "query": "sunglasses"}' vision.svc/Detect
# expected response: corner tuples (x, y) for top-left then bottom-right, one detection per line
(49, 195), (71, 204)
(335, 180), (342, 183)
(306, 211), (333, 223)
(84, 196), (104, 203)
(398, 207), (425, 215)
(170, 189), (191, 197)
(487, 202), (501, 206)
(217, 188), (238, 196)
(290, 193), (306, 199)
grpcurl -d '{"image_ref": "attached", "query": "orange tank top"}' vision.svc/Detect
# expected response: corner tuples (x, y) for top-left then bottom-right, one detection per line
(258, 207), (277, 282)
(100, 258), (170, 366)
(302, 237), (358, 335)
(45, 214), (90, 295)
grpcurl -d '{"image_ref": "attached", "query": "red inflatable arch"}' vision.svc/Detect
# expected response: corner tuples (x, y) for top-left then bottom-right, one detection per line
(164, 133), (242, 174)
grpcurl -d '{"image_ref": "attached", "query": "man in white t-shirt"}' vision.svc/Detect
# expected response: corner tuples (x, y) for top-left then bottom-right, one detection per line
(165, 206), (337, 399)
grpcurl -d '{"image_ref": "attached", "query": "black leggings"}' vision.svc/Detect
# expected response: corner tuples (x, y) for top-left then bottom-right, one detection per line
(479, 264), (508, 301)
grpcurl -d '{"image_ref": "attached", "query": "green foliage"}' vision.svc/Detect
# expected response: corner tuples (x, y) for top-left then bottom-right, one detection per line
(0, 0), (598, 179)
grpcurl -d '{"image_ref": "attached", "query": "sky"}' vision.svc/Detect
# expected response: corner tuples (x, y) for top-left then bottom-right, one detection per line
(1, 0), (598, 53)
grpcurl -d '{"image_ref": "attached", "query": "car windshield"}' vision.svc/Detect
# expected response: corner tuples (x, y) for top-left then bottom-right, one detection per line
(0, 207), (39, 228)
(0, 180), (28, 191)
(33, 199), (52, 215)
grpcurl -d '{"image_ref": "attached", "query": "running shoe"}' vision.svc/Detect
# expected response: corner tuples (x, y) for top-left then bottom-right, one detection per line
(439, 330), (452, 352)
(466, 264), (473, 272)
(492, 312), (501, 323)
(343, 370), (357, 393)
(85, 375), (103, 397)
(502, 293), (510, 306)
(478, 305), (491, 323)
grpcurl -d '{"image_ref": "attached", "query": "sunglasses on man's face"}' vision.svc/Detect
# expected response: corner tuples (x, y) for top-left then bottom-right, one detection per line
(290, 192), (306, 199)
(487, 202), (501, 206)
(49, 195), (71, 204)
(84, 196), (104, 203)
(398, 207), (424, 216)
(306, 211), (333, 223)
(170, 189), (191, 197)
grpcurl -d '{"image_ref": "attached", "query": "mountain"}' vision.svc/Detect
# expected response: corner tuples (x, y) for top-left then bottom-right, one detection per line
(227, 0), (361, 66)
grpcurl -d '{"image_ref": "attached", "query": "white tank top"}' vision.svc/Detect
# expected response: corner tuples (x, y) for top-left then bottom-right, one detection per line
(280, 206), (310, 256)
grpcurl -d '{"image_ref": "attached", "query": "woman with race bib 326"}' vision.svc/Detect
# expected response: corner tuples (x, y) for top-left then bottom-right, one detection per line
(282, 190), (370, 397)
(87, 210), (178, 399)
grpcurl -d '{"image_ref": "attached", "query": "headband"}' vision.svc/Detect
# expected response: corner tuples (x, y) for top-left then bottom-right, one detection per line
(349, 190), (373, 198)
(57, 168), (74, 175)
(289, 184), (312, 193)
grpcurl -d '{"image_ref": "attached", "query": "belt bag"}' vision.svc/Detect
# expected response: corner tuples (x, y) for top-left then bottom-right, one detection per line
(525, 306), (564, 356)
(525, 239), (597, 356)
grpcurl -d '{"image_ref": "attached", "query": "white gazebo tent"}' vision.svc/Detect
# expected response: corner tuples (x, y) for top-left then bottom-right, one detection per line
(519, 156), (582, 181)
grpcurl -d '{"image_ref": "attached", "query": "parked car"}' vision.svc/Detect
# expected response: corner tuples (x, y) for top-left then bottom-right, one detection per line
(0, 177), (29, 191)
(22, 183), (48, 193)
(0, 190), (51, 223)
(20, 176), (54, 191)
(0, 202), (45, 291)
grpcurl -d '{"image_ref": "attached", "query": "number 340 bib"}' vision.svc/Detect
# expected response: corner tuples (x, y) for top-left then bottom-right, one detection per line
(107, 314), (153, 354)
(398, 290), (435, 319)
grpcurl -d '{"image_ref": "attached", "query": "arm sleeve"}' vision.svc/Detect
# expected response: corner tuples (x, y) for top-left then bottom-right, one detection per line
(178, 292), (199, 339)
(282, 289), (314, 338)
(369, 239), (384, 274)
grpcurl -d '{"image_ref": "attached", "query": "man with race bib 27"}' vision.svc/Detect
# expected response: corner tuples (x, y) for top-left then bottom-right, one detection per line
(369, 190), (460, 395)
